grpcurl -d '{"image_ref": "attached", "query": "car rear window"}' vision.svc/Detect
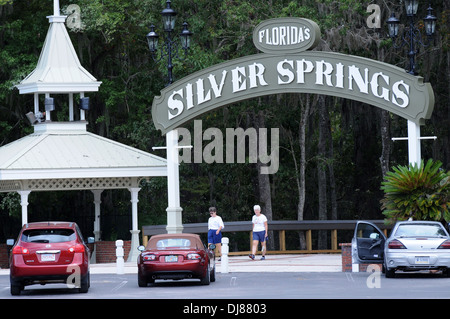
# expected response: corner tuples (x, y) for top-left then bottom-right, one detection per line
(155, 238), (191, 249)
(395, 224), (447, 238)
(21, 229), (76, 243)
(147, 235), (204, 250)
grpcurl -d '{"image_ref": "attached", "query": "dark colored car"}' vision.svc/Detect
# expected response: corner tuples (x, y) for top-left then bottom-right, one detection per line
(9, 221), (93, 295)
(137, 233), (216, 287)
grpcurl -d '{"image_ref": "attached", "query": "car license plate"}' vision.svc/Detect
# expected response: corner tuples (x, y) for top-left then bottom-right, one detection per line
(41, 254), (56, 262)
(165, 255), (178, 262)
(415, 256), (429, 264)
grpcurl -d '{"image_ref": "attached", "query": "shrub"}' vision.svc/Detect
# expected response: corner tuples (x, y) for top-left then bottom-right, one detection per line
(381, 159), (450, 223)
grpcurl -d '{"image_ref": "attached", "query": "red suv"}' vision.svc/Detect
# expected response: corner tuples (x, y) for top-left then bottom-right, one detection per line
(9, 221), (93, 295)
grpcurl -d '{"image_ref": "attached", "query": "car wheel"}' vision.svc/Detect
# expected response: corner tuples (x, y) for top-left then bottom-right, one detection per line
(444, 268), (450, 277)
(10, 284), (22, 296)
(10, 276), (23, 296)
(210, 263), (216, 282)
(200, 264), (211, 285)
(138, 274), (148, 287)
(79, 272), (90, 293)
(385, 267), (396, 278)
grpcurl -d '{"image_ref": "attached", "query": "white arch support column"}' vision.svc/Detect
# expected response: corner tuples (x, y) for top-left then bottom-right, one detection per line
(18, 190), (31, 226)
(128, 187), (141, 262)
(407, 120), (421, 166)
(91, 189), (103, 263)
(392, 120), (437, 167)
(166, 129), (184, 234)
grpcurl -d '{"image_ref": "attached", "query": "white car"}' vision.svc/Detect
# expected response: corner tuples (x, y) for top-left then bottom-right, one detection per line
(352, 220), (450, 277)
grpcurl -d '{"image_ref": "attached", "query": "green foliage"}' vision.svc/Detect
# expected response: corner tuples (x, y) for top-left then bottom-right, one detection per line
(381, 160), (450, 223)
(0, 0), (448, 241)
(0, 192), (20, 217)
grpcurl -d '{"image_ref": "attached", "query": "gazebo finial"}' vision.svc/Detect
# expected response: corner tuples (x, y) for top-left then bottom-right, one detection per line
(53, 0), (60, 16)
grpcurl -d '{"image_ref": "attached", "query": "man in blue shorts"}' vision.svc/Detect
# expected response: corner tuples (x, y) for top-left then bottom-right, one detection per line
(208, 207), (224, 259)
(249, 205), (268, 260)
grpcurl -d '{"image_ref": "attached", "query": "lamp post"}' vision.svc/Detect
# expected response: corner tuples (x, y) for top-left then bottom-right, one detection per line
(146, 1), (192, 234)
(386, 0), (438, 167)
(146, 0), (193, 85)
(386, 0), (437, 75)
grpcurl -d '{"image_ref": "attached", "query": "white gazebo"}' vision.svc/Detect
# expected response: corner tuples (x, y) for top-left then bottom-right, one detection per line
(0, 1), (168, 262)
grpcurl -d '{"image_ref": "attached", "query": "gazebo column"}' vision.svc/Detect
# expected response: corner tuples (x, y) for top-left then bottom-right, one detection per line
(69, 93), (74, 121)
(18, 190), (31, 225)
(128, 187), (141, 262)
(45, 93), (52, 121)
(80, 92), (86, 121)
(91, 189), (103, 263)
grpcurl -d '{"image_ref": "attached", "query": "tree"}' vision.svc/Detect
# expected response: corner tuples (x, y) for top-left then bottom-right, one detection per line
(0, 0), (448, 246)
(381, 159), (450, 223)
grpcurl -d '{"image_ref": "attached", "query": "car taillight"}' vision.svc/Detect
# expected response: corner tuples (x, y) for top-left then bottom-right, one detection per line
(143, 254), (157, 261)
(69, 244), (85, 253)
(438, 240), (450, 249)
(388, 239), (406, 249)
(187, 253), (201, 260)
(12, 246), (29, 254)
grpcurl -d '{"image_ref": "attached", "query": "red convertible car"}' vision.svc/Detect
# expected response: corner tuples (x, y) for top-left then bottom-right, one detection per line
(137, 233), (216, 287)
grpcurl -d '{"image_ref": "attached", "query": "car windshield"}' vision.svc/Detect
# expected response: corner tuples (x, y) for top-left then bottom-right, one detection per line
(394, 224), (447, 238)
(21, 229), (76, 243)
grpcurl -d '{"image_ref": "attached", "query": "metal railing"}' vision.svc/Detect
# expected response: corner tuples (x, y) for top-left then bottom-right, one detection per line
(142, 220), (391, 255)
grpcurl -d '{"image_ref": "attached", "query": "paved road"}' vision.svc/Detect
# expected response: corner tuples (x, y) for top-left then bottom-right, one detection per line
(2, 271), (450, 300)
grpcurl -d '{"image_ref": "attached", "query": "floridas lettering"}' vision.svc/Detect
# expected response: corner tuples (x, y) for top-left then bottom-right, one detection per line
(258, 25), (311, 46)
(252, 18), (320, 54)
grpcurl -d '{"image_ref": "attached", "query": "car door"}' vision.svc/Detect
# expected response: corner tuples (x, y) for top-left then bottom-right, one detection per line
(352, 221), (386, 263)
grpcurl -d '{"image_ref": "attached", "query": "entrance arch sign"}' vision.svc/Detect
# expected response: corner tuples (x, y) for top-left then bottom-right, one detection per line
(152, 18), (434, 135)
(152, 52), (434, 134)
(152, 18), (435, 234)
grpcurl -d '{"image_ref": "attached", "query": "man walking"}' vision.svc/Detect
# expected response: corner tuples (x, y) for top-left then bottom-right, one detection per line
(208, 207), (224, 259)
(249, 205), (268, 260)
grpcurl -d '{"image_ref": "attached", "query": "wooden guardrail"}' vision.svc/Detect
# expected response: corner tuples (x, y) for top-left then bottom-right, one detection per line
(142, 220), (391, 255)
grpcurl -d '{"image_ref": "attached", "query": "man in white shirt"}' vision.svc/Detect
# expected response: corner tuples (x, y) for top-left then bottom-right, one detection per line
(208, 207), (224, 259)
(250, 204), (268, 260)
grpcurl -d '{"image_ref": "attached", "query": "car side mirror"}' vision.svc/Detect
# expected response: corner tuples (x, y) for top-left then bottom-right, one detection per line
(209, 244), (216, 250)
(138, 245), (145, 252)
(6, 239), (14, 246)
(87, 237), (95, 244)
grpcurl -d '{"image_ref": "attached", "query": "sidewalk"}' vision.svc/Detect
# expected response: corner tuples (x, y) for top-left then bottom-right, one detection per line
(218, 254), (342, 273)
(0, 254), (342, 275)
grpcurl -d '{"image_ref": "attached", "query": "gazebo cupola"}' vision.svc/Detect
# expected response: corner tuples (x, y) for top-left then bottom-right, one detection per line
(16, 0), (101, 124)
